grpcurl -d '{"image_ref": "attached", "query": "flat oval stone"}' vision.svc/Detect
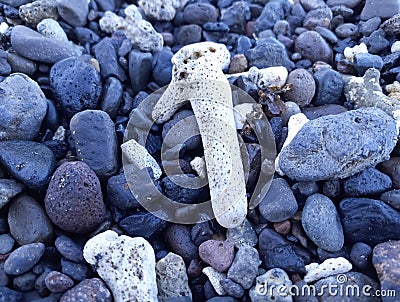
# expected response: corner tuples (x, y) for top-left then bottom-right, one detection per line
(294, 31), (333, 63)
(55, 236), (84, 263)
(340, 198), (400, 245)
(4, 243), (45, 276)
(0, 234), (14, 254)
(0, 73), (47, 141)
(8, 195), (53, 245)
(302, 193), (344, 252)
(11, 25), (80, 63)
(279, 108), (397, 181)
(0, 141), (56, 190)
(45, 161), (106, 233)
(45, 271), (74, 293)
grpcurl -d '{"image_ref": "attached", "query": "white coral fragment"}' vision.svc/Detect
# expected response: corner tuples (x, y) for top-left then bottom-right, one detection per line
(121, 139), (162, 179)
(248, 66), (288, 89)
(343, 42), (368, 62)
(304, 257), (353, 283)
(152, 42), (247, 228)
(190, 156), (207, 179)
(202, 267), (226, 295)
(138, 0), (188, 21)
(83, 230), (158, 302)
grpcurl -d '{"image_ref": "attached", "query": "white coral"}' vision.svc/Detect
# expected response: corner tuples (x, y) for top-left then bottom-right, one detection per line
(304, 257), (353, 283)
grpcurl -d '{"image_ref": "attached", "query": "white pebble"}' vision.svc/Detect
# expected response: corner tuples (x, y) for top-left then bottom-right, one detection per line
(0, 22), (9, 34)
(248, 66), (288, 89)
(202, 266), (226, 295)
(392, 41), (400, 53)
(304, 257), (353, 283)
(344, 42), (368, 62)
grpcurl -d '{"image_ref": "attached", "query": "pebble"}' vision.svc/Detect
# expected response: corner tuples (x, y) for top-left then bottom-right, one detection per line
(44, 161), (106, 233)
(12, 272), (36, 292)
(227, 246), (260, 289)
(249, 268), (292, 302)
(199, 239), (235, 273)
(379, 158), (400, 189)
(202, 267), (226, 296)
(83, 230), (158, 302)
(4, 243), (45, 276)
(248, 66), (288, 89)
(19, 0), (59, 24)
(380, 189), (400, 210)
(49, 56), (102, 118)
(245, 37), (295, 70)
(343, 167), (392, 196)
(0, 179), (24, 210)
(255, 0), (286, 33)
(60, 278), (112, 302)
(302, 193), (344, 252)
(55, 236), (84, 263)
(36, 19), (67, 43)
(278, 108), (397, 181)
(221, 1), (250, 34)
(303, 6), (333, 30)
(373, 240), (400, 300)
(295, 31), (333, 64)
(229, 54), (248, 74)
(156, 252), (192, 300)
(382, 14), (400, 36)
(350, 242), (372, 270)
(360, 29), (390, 54)
(101, 77), (122, 119)
(129, 50), (153, 94)
(138, 0), (183, 21)
(0, 264), (8, 287)
(0, 73), (47, 140)
(164, 224), (198, 263)
(0, 234), (14, 254)
(176, 24), (202, 45)
(119, 211), (165, 239)
(8, 195), (53, 245)
(361, 0), (400, 20)
(107, 173), (140, 210)
(11, 25), (80, 63)
(6, 53), (37, 76)
(304, 257), (352, 283)
(340, 198), (400, 245)
(93, 38), (126, 82)
(45, 271), (74, 293)
(0, 287), (23, 302)
(191, 222), (213, 246)
(0, 141), (55, 190)
(226, 219), (258, 248)
(152, 48), (173, 87)
(335, 23), (358, 39)
(258, 178), (298, 223)
(60, 259), (89, 282)
(283, 68), (315, 107)
(183, 3), (218, 25)
(313, 68), (344, 105)
(220, 279), (244, 298)
(280, 101), (301, 125)
(70, 110), (118, 178)
(354, 53), (384, 75)
(56, 0), (88, 27)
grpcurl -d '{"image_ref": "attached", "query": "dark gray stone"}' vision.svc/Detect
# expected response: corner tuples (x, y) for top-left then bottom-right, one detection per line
(0, 73), (47, 140)
(6, 53), (37, 76)
(100, 77), (122, 119)
(335, 23), (358, 39)
(258, 178), (298, 222)
(303, 104), (347, 119)
(0, 0), (31, 6)
(361, 0), (400, 20)
(45, 271), (74, 293)
(191, 222), (213, 246)
(220, 1), (250, 34)
(0, 141), (55, 190)
(4, 243), (45, 275)
(13, 272), (36, 292)
(360, 29), (389, 54)
(55, 236), (84, 263)
(8, 195), (53, 245)
(129, 50), (152, 94)
(360, 17), (381, 37)
(327, 0), (362, 8)
(119, 211), (166, 239)
(255, 0), (286, 33)
(226, 219), (258, 248)
(11, 25), (80, 63)
(354, 53), (384, 75)
(57, 0), (88, 27)
(350, 242), (372, 270)
(93, 38), (126, 81)
(220, 279), (244, 298)
(227, 246), (260, 289)
(152, 49), (173, 87)
(278, 108), (397, 181)
(176, 25), (202, 45)
(60, 278), (111, 302)
(381, 14), (400, 36)
(283, 68), (315, 107)
(50, 56), (102, 119)
(380, 189), (400, 211)
(339, 198), (400, 245)
(164, 224), (198, 263)
(183, 3), (218, 25)
(61, 258), (90, 282)
(303, 6), (333, 30)
(294, 31), (333, 63)
(313, 68), (344, 106)
(344, 168), (392, 196)
(107, 173), (141, 210)
(0, 234), (14, 254)
(0, 287), (23, 302)
(302, 193), (344, 252)
(70, 110), (118, 179)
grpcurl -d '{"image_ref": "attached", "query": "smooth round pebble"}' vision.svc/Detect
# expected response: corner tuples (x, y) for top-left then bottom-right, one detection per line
(350, 242), (372, 270)
(283, 68), (316, 107)
(55, 236), (84, 263)
(294, 31), (333, 63)
(45, 271), (74, 293)
(4, 243), (45, 276)
(60, 278), (112, 302)
(183, 3), (219, 25)
(12, 272), (36, 292)
(0, 234), (14, 254)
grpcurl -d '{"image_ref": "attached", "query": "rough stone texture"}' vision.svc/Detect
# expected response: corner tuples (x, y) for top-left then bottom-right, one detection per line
(227, 246), (260, 289)
(373, 241), (400, 302)
(278, 108), (397, 181)
(361, 0), (400, 20)
(249, 268), (292, 302)
(313, 68), (344, 106)
(164, 224), (198, 264)
(45, 271), (74, 293)
(302, 194), (344, 252)
(70, 110), (118, 179)
(343, 167), (392, 196)
(0, 73), (47, 140)
(258, 178), (298, 222)
(60, 278), (111, 302)
(202, 267), (226, 296)
(248, 66), (288, 89)
(226, 219), (258, 248)
(0, 141), (56, 190)
(8, 195), (53, 245)
(304, 257), (352, 283)
(340, 198), (400, 245)
(83, 230), (158, 302)
(4, 243), (45, 276)
(11, 25), (80, 63)
(379, 158), (400, 189)
(156, 252), (192, 299)
(56, 0), (88, 27)
(0, 179), (24, 210)
(199, 239), (235, 272)
(50, 56), (102, 119)
(183, 3), (218, 25)
(19, 0), (59, 24)
(45, 161), (106, 233)
(381, 14), (400, 36)
(283, 68), (315, 107)
(294, 31), (333, 63)
(138, 0), (188, 21)
(129, 50), (152, 94)
(254, 0), (287, 33)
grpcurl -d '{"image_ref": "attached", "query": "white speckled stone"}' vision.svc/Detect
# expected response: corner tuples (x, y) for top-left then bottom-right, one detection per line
(304, 257), (352, 283)
(248, 66), (288, 89)
(202, 266), (226, 295)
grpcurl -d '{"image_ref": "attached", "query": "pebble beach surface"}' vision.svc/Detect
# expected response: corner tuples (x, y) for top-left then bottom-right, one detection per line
(1, 0), (400, 301)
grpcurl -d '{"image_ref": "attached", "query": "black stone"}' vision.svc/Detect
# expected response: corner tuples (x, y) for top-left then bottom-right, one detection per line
(100, 77), (123, 119)
(313, 68), (344, 106)
(119, 211), (166, 239)
(164, 224), (198, 263)
(107, 173), (141, 210)
(93, 38), (126, 81)
(55, 236), (84, 263)
(152, 49), (173, 87)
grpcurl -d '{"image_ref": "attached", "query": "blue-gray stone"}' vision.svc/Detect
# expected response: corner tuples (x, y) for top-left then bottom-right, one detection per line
(313, 68), (344, 106)
(4, 243), (45, 276)
(152, 49), (173, 87)
(344, 168), (392, 197)
(93, 38), (126, 81)
(55, 236), (84, 263)
(61, 258), (90, 282)
(350, 242), (372, 270)
(0, 179), (24, 210)
(0, 234), (14, 254)
(119, 211), (166, 239)
(107, 173), (141, 210)
(227, 246), (260, 289)
(254, 0), (286, 33)
(354, 53), (384, 75)
(57, 0), (88, 27)
(0, 287), (23, 302)
(361, 0), (400, 20)
(100, 77), (122, 119)
(129, 50), (152, 94)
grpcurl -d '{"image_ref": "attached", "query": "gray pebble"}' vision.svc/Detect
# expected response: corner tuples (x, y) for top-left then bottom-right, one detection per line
(183, 3), (218, 25)
(350, 242), (372, 270)
(283, 68), (315, 107)
(129, 50), (152, 94)
(199, 240), (235, 272)
(302, 193), (344, 252)
(380, 189), (400, 211)
(56, 0), (88, 27)
(0, 234), (14, 254)
(335, 23), (358, 39)
(0, 287), (23, 301)
(344, 167), (392, 197)
(294, 31), (333, 63)
(303, 6), (333, 30)
(6, 53), (37, 76)
(13, 272), (36, 292)
(327, 0), (362, 8)
(359, 17), (381, 37)
(360, 29), (389, 54)
(220, 279), (244, 298)
(55, 236), (84, 263)
(227, 246), (260, 289)
(61, 258), (90, 282)
(0, 179), (24, 210)
(226, 219), (258, 248)
(361, 0), (400, 20)
(152, 48), (173, 87)
(45, 271), (74, 293)
(101, 77), (123, 119)
(303, 104), (347, 119)
(60, 278), (111, 302)
(313, 68), (344, 106)
(176, 24), (202, 45)
(4, 243), (45, 276)
(354, 53), (384, 75)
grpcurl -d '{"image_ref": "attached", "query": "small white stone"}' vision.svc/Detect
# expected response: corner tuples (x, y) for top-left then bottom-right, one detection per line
(202, 266), (226, 295)
(190, 157), (207, 179)
(250, 268), (293, 302)
(52, 126), (66, 141)
(83, 230), (158, 302)
(248, 66), (288, 89)
(233, 103), (254, 129)
(304, 257), (353, 283)
(121, 139), (162, 179)
(138, 0), (188, 21)
(391, 41), (400, 53)
(99, 11), (125, 33)
(0, 22), (9, 34)
(37, 19), (68, 42)
(343, 42), (368, 62)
